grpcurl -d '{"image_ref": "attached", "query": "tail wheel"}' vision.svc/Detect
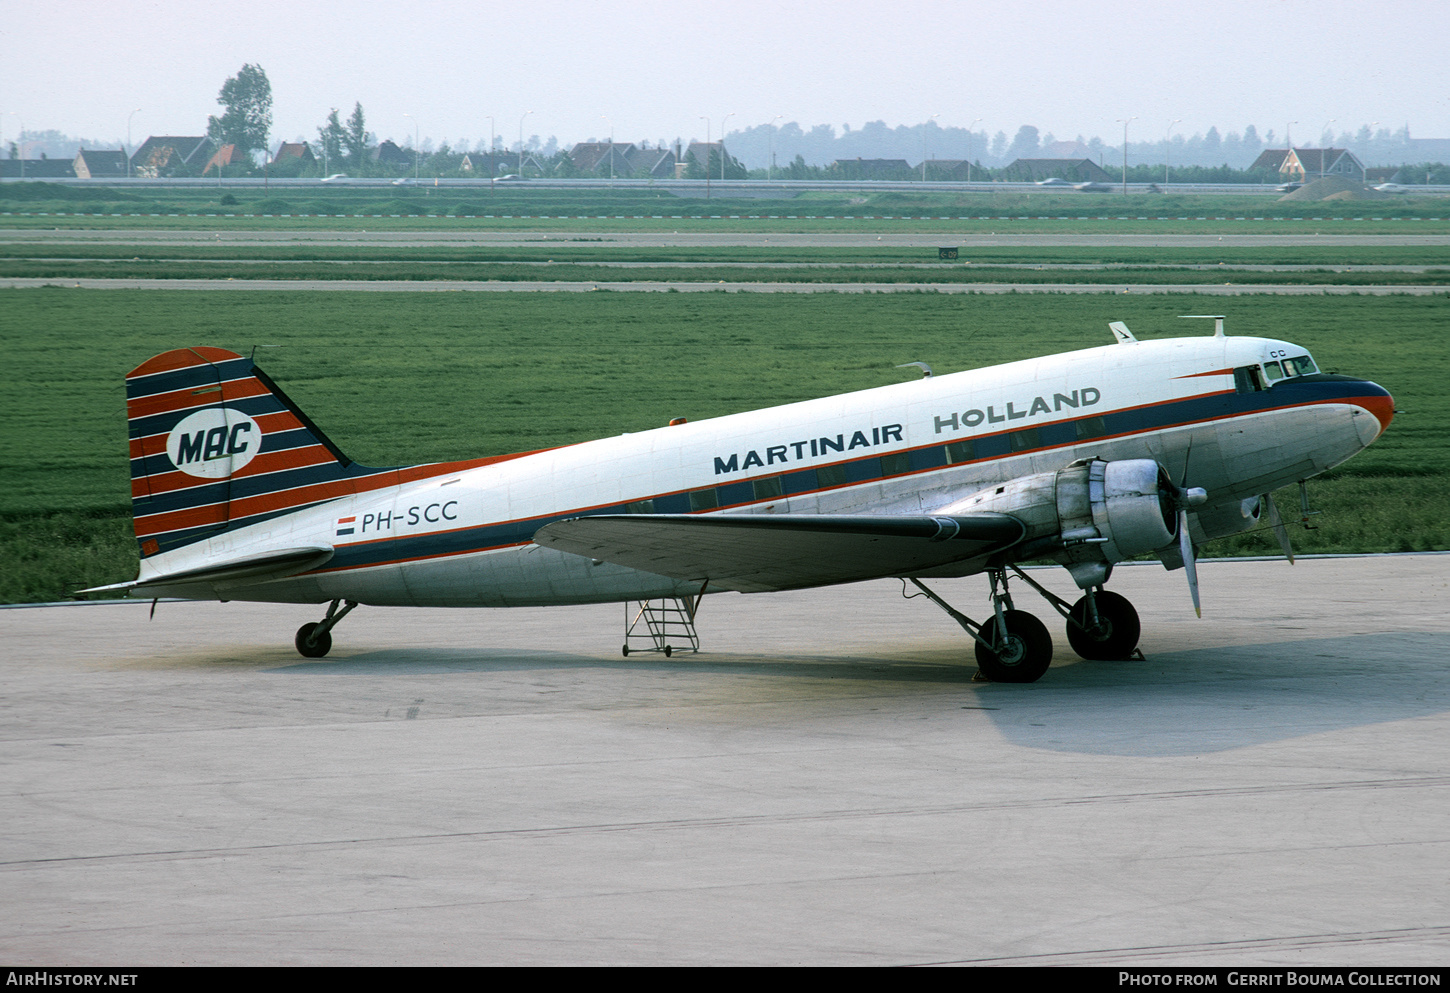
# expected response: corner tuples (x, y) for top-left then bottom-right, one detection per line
(295, 622), (332, 658)
(1066, 590), (1141, 660)
(974, 609), (1053, 683)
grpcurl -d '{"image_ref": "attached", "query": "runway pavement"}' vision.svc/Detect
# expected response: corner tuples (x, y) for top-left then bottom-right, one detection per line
(3, 554), (1448, 966)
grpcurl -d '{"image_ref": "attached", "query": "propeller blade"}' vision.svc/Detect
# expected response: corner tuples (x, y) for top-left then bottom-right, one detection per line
(1179, 508), (1201, 618)
(1264, 493), (1294, 564)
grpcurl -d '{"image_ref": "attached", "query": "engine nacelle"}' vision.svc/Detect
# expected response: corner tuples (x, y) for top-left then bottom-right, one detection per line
(939, 458), (1180, 589)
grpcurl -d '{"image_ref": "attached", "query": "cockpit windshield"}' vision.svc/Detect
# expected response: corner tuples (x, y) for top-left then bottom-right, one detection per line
(1283, 355), (1317, 377)
(1262, 353), (1318, 384)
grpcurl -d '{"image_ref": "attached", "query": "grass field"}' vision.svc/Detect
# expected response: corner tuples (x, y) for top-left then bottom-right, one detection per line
(3, 182), (1450, 233)
(1, 286), (1444, 603)
(4, 236), (1448, 286)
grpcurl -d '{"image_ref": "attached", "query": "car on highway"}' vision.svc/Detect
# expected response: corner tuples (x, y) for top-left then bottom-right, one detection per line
(321, 174), (348, 183)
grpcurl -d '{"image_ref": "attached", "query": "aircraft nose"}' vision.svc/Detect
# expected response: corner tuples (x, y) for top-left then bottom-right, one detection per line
(1354, 380), (1395, 442)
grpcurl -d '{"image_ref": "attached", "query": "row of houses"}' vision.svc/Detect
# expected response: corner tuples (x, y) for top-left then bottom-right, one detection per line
(0, 135), (1373, 183)
(0, 134), (415, 179)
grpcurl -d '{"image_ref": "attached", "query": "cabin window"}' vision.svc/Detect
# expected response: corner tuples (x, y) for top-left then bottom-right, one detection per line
(944, 440), (975, 464)
(1009, 427), (1040, 452)
(880, 452), (911, 476)
(1262, 360), (1285, 382)
(1284, 355), (1317, 377)
(752, 476), (783, 500)
(1075, 415), (1107, 440)
(816, 464), (847, 489)
(626, 499), (655, 514)
(689, 488), (719, 512)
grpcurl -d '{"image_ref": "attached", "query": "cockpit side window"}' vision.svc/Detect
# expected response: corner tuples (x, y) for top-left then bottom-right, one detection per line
(1262, 360), (1285, 382)
(1233, 366), (1266, 393)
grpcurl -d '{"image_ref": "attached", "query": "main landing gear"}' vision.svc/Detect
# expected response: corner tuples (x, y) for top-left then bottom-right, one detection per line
(294, 599), (358, 658)
(909, 567), (1143, 683)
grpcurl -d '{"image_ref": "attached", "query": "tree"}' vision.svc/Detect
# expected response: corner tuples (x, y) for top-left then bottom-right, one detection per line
(206, 64), (272, 158)
(317, 109), (345, 172)
(1006, 125), (1040, 161)
(345, 103), (372, 168)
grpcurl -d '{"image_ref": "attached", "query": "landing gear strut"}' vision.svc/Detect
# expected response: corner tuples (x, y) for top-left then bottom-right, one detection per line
(908, 570), (1053, 683)
(1002, 567), (1143, 661)
(295, 599), (357, 658)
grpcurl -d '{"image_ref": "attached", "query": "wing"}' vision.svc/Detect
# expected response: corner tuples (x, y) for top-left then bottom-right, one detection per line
(533, 513), (1025, 593)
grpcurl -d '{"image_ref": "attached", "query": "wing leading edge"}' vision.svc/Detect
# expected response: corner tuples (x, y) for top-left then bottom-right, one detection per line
(532, 513), (1026, 593)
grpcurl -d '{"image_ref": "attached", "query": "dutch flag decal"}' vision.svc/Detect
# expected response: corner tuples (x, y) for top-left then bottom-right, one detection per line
(336, 516), (356, 536)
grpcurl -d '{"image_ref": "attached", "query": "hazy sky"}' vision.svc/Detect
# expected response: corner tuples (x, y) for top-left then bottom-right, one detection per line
(4, 0), (1447, 150)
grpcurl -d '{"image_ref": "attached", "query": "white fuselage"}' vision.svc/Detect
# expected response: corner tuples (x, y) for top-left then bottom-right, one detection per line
(137, 335), (1387, 607)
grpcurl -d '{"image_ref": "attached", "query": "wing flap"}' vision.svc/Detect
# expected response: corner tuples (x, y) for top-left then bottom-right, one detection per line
(77, 545), (334, 596)
(533, 514), (1024, 593)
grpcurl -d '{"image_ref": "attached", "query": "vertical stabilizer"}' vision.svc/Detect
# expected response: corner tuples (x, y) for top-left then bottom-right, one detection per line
(125, 348), (367, 558)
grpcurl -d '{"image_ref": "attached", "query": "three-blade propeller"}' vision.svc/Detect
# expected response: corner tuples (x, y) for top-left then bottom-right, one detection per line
(1173, 485), (1209, 617)
(1264, 492), (1296, 564)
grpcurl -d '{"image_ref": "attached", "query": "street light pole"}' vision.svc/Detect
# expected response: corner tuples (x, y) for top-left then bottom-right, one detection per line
(1117, 117), (1137, 194)
(127, 108), (141, 180)
(486, 116), (495, 190)
(518, 109), (532, 176)
(699, 116), (710, 199)
(767, 114), (782, 182)
(1361, 121), (1378, 182)
(922, 113), (939, 182)
(601, 115), (613, 181)
(720, 111), (735, 182)
(1164, 118), (1181, 187)
(967, 118), (982, 183)
(403, 113), (419, 180)
(1319, 119), (1335, 178)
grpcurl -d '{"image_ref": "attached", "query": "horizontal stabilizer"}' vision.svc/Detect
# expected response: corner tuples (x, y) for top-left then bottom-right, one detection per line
(533, 513), (1024, 593)
(77, 545), (333, 596)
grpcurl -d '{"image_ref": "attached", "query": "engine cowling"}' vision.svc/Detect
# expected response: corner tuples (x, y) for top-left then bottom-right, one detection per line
(938, 458), (1181, 589)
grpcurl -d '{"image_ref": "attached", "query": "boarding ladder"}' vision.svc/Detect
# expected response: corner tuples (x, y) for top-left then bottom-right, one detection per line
(622, 593), (702, 658)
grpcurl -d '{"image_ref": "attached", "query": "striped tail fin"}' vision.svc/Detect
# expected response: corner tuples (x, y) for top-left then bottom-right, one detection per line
(126, 347), (384, 558)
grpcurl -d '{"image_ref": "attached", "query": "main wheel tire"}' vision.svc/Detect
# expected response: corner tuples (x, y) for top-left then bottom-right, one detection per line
(974, 609), (1053, 683)
(295, 622), (332, 658)
(1066, 590), (1141, 660)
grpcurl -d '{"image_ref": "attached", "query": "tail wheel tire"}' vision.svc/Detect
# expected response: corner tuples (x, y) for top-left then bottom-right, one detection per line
(295, 622), (332, 658)
(1066, 590), (1141, 660)
(974, 609), (1053, 683)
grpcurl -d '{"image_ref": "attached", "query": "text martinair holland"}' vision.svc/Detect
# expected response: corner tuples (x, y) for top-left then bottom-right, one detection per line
(711, 386), (1102, 475)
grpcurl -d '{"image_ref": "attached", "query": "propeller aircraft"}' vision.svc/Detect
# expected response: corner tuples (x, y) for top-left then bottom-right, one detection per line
(83, 316), (1394, 682)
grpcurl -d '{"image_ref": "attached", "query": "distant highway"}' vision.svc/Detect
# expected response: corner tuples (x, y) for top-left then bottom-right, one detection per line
(11, 176), (1450, 196)
(4, 277), (1445, 296)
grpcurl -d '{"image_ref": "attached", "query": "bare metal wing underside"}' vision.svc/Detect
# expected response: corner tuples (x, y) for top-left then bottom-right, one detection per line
(532, 513), (1026, 593)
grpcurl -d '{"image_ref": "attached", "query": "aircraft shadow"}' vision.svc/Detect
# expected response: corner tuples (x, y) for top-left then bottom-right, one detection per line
(977, 630), (1450, 756)
(262, 631), (1450, 757)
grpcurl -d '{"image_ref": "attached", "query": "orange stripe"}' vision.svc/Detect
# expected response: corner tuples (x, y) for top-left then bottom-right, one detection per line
(131, 453), (563, 538)
(127, 347), (242, 379)
(126, 378), (271, 419)
(132, 445), (343, 498)
(130, 408), (306, 454)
